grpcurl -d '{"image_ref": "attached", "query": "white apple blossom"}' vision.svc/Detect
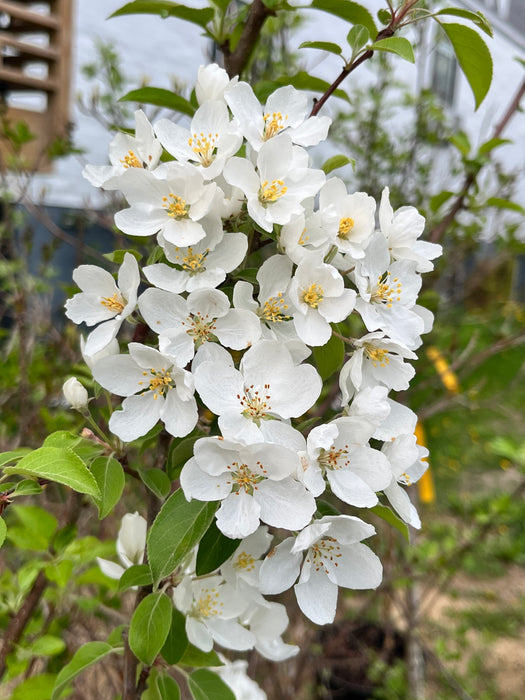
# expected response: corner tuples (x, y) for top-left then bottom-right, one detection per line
(225, 81), (331, 151)
(180, 437), (315, 538)
(83, 110), (162, 188)
(92, 342), (198, 441)
(223, 133), (325, 232)
(195, 63), (237, 105)
(65, 252), (140, 356)
(259, 515), (382, 624)
(154, 100), (242, 179)
(97, 512), (147, 580)
(217, 659), (267, 700)
(279, 207), (334, 265)
(288, 259), (356, 346)
(382, 434), (429, 529)
(243, 600), (299, 661)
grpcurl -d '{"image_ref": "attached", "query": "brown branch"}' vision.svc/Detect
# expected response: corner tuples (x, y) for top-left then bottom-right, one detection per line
(222, 0), (274, 79)
(430, 75), (525, 243)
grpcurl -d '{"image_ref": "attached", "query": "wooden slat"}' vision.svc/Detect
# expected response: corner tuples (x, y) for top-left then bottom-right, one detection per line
(0, 66), (57, 91)
(0, 34), (59, 62)
(0, 1), (59, 31)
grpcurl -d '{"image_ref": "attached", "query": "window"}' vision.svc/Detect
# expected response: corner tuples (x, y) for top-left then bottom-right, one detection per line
(0, 0), (72, 170)
(431, 40), (457, 107)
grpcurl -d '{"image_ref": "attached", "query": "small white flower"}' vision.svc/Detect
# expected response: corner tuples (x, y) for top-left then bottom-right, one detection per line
(382, 434), (429, 529)
(195, 63), (237, 105)
(259, 515), (382, 624)
(97, 512), (147, 580)
(279, 208), (334, 265)
(225, 81), (331, 151)
(217, 659), (268, 700)
(243, 599), (299, 661)
(92, 342), (198, 442)
(62, 377), (89, 411)
(65, 253), (140, 356)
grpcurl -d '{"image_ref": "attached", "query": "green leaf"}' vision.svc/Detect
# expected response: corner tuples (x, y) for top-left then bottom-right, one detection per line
(43, 431), (102, 462)
(188, 669), (235, 700)
(129, 592), (172, 666)
(156, 675), (181, 700)
(310, 0), (377, 39)
(52, 642), (122, 700)
(254, 72), (350, 104)
(377, 8), (391, 25)
(120, 87), (195, 117)
(139, 467), (172, 500)
(196, 520), (240, 576)
(161, 607), (223, 667)
(118, 564), (153, 591)
(478, 137), (510, 155)
(486, 197), (525, 215)
(299, 40), (342, 56)
(0, 447), (31, 466)
(167, 435), (202, 480)
(148, 489), (217, 586)
(346, 24), (370, 54)
(104, 249), (142, 264)
(0, 518), (6, 548)
(109, 2), (214, 29)
(9, 505), (57, 551)
(429, 190), (454, 212)
(313, 331), (345, 380)
(30, 635), (66, 658)
(53, 525), (77, 553)
(435, 8), (493, 37)
(439, 22), (493, 109)
(316, 499), (341, 517)
(321, 154), (354, 174)
(12, 479), (43, 497)
(370, 37), (415, 63)
(4, 447), (101, 498)
(370, 503), (410, 542)
(449, 130), (471, 156)
(91, 456), (125, 519)
(180, 645), (223, 668)
(11, 673), (57, 700)
(45, 560), (74, 588)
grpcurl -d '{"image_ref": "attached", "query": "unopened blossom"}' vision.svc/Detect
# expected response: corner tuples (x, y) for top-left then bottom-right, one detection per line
(97, 512), (146, 580)
(144, 230), (248, 294)
(382, 434), (429, 528)
(379, 186), (442, 272)
(319, 178), (376, 259)
(83, 110), (162, 188)
(288, 259), (356, 346)
(92, 342), (197, 442)
(113, 164), (218, 247)
(195, 63), (237, 105)
(225, 81), (331, 151)
(173, 575), (255, 652)
(65, 252), (140, 356)
(139, 287), (260, 366)
(299, 416), (392, 507)
(62, 377), (89, 411)
(193, 339), (322, 442)
(339, 331), (417, 401)
(180, 437), (315, 538)
(155, 100), (242, 179)
(259, 515), (382, 624)
(223, 133), (325, 232)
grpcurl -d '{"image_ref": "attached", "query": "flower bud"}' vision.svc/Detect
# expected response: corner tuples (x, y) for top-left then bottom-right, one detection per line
(63, 377), (89, 411)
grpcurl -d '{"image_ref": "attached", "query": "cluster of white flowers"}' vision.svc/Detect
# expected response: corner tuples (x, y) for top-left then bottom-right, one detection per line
(67, 64), (441, 665)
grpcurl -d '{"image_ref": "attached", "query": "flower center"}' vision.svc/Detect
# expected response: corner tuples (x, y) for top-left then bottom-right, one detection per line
(318, 445), (350, 471)
(302, 283), (324, 308)
(371, 274), (402, 307)
(237, 384), (271, 423)
(259, 179), (287, 204)
(182, 312), (217, 346)
(226, 461), (266, 496)
(188, 131), (219, 167)
(306, 536), (342, 574)
(100, 292), (125, 313)
(364, 344), (390, 368)
(259, 293), (291, 323)
(173, 246), (209, 275)
(163, 193), (190, 219)
(234, 550), (256, 572)
(120, 150), (142, 168)
(138, 367), (175, 399)
(298, 228), (309, 246)
(262, 111), (287, 140)
(194, 588), (222, 618)
(338, 217), (355, 240)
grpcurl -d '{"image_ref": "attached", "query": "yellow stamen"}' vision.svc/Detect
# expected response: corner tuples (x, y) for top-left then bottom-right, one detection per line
(338, 217), (355, 240)
(188, 131), (219, 167)
(259, 293), (291, 323)
(263, 111), (287, 140)
(141, 367), (174, 399)
(120, 150), (142, 168)
(162, 193), (189, 219)
(302, 283), (324, 308)
(259, 179), (287, 204)
(100, 293), (125, 313)
(235, 551), (256, 572)
(364, 345), (390, 368)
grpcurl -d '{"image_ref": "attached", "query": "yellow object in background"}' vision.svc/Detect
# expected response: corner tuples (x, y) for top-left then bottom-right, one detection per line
(426, 346), (460, 394)
(415, 421), (435, 504)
